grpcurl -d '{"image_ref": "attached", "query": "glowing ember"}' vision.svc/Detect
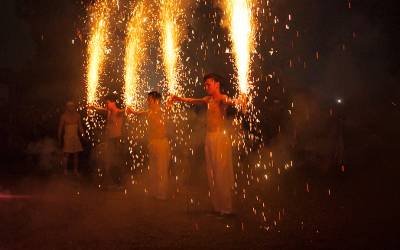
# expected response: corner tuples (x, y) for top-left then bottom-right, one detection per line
(86, 0), (111, 105)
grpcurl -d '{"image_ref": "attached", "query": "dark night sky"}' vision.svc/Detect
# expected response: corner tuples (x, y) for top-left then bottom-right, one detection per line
(0, 0), (35, 70)
(1, 3), (399, 248)
(0, 0), (399, 108)
(0, 2), (398, 71)
(0, 0), (399, 186)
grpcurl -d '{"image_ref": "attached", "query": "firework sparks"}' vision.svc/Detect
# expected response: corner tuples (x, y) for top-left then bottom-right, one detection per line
(86, 0), (111, 105)
(160, 0), (182, 95)
(80, 0), (297, 232)
(222, 0), (255, 95)
(158, 0), (195, 194)
(124, 2), (148, 107)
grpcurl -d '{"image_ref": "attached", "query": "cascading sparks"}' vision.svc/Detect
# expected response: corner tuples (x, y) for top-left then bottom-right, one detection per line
(159, 0), (193, 194)
(160, 0), (181, 95)
(223, 0), (255, 95)
(124, 2), (147, 107)
(81, 0), (295, 231)
(86, 0), (111, 105)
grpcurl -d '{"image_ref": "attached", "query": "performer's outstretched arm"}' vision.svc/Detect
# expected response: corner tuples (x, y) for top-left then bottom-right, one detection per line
(87, 105), (107, 114)
(171, 95), (208, 105)
(222, 93), (248, 108)
(115, 107), (126, 115)
(125, 107), (148, 116)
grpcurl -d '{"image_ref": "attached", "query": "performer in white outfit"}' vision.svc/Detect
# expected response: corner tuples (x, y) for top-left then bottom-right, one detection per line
(127, 91), (170, 200)
(58, 101), (83, 175)
(171, 73), (246, 215)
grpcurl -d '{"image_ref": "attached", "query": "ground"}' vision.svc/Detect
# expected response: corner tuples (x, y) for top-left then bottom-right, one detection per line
(0, 158), (398, 250)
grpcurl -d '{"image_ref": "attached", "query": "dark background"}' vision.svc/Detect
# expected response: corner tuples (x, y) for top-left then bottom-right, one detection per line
(0, 0), (399, 192)
(0, 0), (399, 247)
(1, 0), (398, 154)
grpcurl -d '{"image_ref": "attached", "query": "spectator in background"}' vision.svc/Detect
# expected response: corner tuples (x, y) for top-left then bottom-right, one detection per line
(58, 101), (83, 175)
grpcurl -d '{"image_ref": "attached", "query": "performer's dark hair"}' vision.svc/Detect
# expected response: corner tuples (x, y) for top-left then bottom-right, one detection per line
(203, 73), (225, 88)
(105, 93), (117, 102)
(148, 91), (162, 100)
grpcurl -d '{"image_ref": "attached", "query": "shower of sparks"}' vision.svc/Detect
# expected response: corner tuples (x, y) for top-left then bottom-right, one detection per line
(218, 0), (296, 232)
(222, 0), (255, 95)
(160, 0), (183, 95)
(86, 0), (111, 105)
(124, 1), (148, 107)
(158, 0), (194, 194)
(122, 0), (161, 190)
(77, 0), (350, 234)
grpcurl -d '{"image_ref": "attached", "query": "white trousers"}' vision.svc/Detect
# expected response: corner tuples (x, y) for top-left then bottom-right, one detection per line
(148, 138), (170, 199)
(205, 131), (234, 214)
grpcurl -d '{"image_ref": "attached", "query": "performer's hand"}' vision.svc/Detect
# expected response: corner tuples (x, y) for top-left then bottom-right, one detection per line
(240, 93), (248, 105)
(166, 95), (175, 107)
(125, 106), (133, 115)
(238, 93), (248, 112)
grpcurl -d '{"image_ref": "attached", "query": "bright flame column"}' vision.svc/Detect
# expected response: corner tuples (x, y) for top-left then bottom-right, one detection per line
(86, 0), (111, 105)
(124, 2), (147, 107)
(160, 0), (181, 95)
(223, 0), (255, 95)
